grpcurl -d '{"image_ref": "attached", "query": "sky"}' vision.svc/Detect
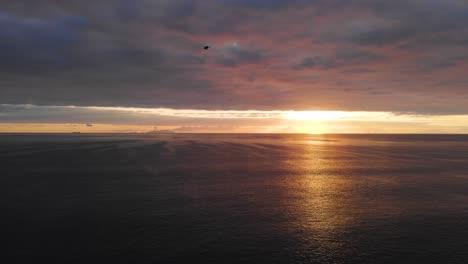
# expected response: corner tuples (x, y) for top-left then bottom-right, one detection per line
(1, 0), (468, 133)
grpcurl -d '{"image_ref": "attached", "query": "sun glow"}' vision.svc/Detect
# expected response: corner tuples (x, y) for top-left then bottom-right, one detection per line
(282, 111), (395, 121)
(283, 111), (353, 121)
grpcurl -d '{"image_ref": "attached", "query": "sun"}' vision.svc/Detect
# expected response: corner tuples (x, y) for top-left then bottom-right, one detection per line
(295, 123), (328, 134)
(282, 111), (349, 134)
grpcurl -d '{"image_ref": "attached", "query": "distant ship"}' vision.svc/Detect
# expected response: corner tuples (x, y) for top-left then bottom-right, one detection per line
(146, 126), (175, 134)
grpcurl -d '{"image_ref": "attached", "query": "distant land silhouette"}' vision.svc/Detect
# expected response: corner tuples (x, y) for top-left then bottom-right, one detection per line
(146, 126), (175, 134)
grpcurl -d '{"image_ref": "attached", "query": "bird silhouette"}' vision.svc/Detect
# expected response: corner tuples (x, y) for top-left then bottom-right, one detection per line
(204, 45), (210, 50)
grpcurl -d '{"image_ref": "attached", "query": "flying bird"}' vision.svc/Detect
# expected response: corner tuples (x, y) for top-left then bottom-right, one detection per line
(203, 45), (210, 50)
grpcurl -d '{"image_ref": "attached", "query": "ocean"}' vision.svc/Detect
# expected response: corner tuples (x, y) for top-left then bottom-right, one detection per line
(1, 134), (468, 263)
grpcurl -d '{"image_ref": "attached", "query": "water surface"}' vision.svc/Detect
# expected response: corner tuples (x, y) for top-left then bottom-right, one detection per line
(1, 134), (468, 263)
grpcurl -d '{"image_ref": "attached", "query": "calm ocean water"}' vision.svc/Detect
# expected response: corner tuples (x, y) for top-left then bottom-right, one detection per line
(1, 134), (468, 263)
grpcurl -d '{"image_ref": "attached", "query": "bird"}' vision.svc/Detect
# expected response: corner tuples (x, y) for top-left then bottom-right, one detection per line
(203, 45), (210, 50)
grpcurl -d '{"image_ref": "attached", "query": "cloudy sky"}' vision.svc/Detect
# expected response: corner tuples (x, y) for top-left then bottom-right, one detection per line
(1, 0), (468, 133)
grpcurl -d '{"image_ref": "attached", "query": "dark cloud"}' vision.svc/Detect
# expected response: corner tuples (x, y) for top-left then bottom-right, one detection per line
(0, 0), (467, 114)
(295, 50), (384, 69)
(0, 12), (87, 71)
(295, 56), (335, 69)
(216, 43), (263, 66)
(327, 0), (468, 48)
(222, 0), (310, 9)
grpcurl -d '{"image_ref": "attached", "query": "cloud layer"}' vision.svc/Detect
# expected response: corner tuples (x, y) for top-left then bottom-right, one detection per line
(3, 104), (468, 134)
(1, 0), (468, 114)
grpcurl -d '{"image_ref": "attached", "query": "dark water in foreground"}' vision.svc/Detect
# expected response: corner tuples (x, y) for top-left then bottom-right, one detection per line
(1, 134), (468, 263)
